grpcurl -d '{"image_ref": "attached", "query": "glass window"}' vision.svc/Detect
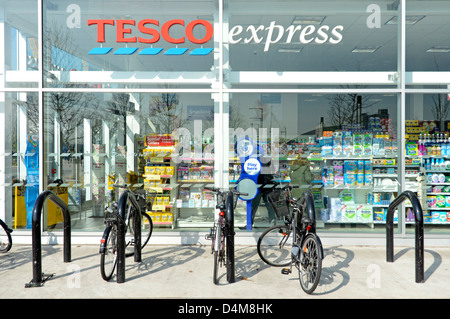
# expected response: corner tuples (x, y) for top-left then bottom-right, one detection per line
(230, 92), (400, 233)
(227, 0), (399, 72)
(0, 91), (39, 230)
(44, 91), (215, 231)
(1, 0), (39, 88)
(42, 0), (215, 88)
(405, 93), (450, 234)
(406, 0), (450, 72)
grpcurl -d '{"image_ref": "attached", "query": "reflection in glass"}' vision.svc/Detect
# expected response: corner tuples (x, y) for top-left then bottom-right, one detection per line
(230, 93), (399, 233)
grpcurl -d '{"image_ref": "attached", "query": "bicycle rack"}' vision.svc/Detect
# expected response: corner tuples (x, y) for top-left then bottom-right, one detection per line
(225, 191), (235, 283)
(386, 190), (424, 283)
(116, 189), (142, 284)
(26, 190), (71, 288)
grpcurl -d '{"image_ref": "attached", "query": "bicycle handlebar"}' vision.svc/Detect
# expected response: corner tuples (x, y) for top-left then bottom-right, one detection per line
(113, 183), (147, 198)
(204, 186), (248, 197)
(113, 184), (129, 189)
(277, 184), (299, 190)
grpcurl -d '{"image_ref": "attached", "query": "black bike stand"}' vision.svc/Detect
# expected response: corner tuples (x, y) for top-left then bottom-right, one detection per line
(25, 273), (54, 288)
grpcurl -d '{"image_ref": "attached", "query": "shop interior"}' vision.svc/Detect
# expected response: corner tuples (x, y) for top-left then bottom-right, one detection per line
(9, 90), (450, 235)
(3, 0), (450, 237)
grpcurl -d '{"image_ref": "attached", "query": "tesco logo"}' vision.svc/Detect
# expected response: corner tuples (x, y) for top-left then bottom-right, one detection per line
(87, 19), (214, 55)
(88, 19), (213, 44)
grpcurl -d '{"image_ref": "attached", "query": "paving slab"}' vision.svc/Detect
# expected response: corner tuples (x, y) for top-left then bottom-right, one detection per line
(1, 244), (450, 300)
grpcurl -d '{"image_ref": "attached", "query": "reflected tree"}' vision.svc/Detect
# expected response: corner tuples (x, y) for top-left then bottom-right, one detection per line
(149, 93), (186, 133)
(430, 94), (450, 131)
(326, 86), (378, 128)
(106, 93), (135, 145)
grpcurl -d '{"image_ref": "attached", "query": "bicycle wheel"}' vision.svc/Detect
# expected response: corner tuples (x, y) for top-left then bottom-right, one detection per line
(125, 210), (153, 257)
(0, 221), (12, 253)
(298, 234), (322, 294)
(257, 225), (292, 267)
(213, 224), (225, 284)
(100, 225), (118, 281)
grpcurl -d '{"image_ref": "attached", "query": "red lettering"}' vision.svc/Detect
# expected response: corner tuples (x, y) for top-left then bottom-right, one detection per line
(161, 19), (185, 44)
(88, 18), (215, 45)
(137, 19), (160, 44)
(116, 20), (136, 43)
(186, 20), (214, 44)
(87, 19), (114, 42)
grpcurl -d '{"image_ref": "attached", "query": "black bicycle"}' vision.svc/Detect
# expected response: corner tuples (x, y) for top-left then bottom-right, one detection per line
(0, 218), (13, 253)
(205, 186), (247, 284)
(257, 185), (323, 294)
(100, 184), (154, 281)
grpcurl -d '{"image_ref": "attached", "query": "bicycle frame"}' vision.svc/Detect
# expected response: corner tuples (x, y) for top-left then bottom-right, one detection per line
(214, 214), (224, 252)
(225, 191), (236, 283)
(284, 187), (324, 262)
(205, 187), (246, 284)
(0, 218), (12, 235)
(298, 191), (324, 260)
(258, 186), (323, 294)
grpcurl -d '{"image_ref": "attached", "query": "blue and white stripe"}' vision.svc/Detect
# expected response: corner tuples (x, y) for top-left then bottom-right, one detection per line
(88, 47), (213, 56)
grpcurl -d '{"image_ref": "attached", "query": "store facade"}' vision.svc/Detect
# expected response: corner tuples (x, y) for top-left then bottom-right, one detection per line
(2, 0), (450, 245)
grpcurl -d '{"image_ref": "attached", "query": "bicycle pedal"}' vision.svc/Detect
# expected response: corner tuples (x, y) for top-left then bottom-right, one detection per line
(281, 268), (291, 275)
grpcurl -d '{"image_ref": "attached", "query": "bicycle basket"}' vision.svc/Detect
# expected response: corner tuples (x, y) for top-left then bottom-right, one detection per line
(267, 189), (290, 217)
(137, 195), (147, 212)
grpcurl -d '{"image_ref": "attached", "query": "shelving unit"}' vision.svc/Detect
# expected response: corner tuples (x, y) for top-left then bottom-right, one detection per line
(141, 135), (177, 228)
(311, 154), (402, 227)
(422, 155), (450, 224)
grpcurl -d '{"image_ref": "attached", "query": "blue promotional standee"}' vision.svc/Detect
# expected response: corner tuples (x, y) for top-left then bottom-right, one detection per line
(25, 134), (39, 229)
(234, 137), (263, 230)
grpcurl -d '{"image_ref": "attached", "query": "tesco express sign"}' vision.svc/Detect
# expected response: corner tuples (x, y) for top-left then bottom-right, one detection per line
(87, 19), (344, 54)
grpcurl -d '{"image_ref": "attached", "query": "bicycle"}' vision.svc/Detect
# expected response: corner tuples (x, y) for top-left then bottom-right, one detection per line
(204, 186), (247, 284)
(0, 218), (13, 253)
(100, 184), (154, 281)
(257, 185), (324, 294)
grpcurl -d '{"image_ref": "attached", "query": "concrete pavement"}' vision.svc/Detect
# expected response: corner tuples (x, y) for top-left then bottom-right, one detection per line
(1, 242), (450, 300)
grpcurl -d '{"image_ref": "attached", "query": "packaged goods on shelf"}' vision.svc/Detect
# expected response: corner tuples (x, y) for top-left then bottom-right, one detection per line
(329, 198), (341, 222)
(149, 212), (173, 224)
(177, 165), (189, 180)
(423, 211), (432, 223)
(357, 205), (373, 223)
(373, 208), (385, 222)
(427, 195), (450, 208)
(342, 131), (353, 157)
(341, 205), (357, 222)
(190, 192), (202, 208)
(179, 187), (190, 201)
(405, 208), (415, 222)
(140, 134), (176, 228)
(339, 188), (355, 204)
(332, 131), (342, 157)
(431, 211), (447, 223)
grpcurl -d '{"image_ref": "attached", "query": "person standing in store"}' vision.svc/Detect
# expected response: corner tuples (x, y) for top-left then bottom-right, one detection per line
(289, 156), (313, 198)
(250, 158), (277, 226)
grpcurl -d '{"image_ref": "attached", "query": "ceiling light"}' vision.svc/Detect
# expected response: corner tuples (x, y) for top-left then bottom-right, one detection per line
(292, 16), (326, 25)
(351, 46), (380, 53)
(385, 15), (425, 25)
(427, 46), (450, 53)
(278, 48), (302, 53)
